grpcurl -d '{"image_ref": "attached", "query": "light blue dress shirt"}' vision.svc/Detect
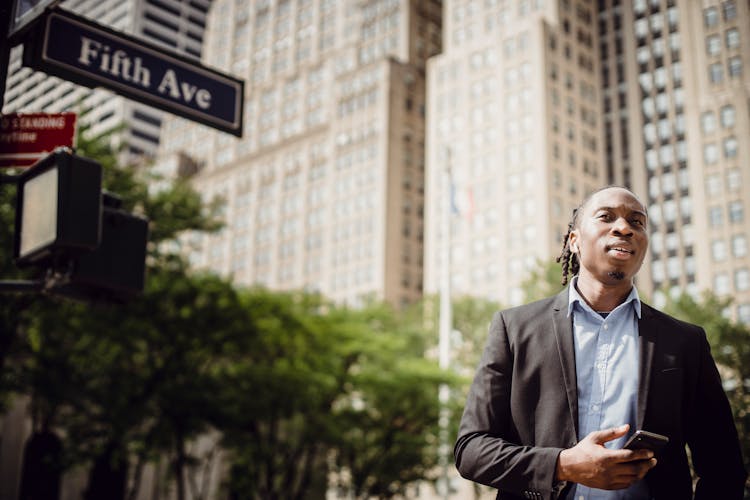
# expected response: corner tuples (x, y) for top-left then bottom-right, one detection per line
(566, 278), (649, 500)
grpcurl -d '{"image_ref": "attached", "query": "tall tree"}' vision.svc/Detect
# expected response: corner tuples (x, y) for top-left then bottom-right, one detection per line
(0, 168), (37, 413)
(8, 128), (229, 500)
(664, 292), (750, 472)
(403, 294), (500, 499)
(521, 259), (565, 303)
(218, 295), (455, 500)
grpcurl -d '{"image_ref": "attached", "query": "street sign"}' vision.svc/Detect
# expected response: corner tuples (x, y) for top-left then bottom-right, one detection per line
(0, 112), (76, 167)
(24, 9), (244, 136)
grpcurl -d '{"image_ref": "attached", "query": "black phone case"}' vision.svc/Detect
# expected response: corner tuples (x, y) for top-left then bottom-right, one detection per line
(624, 430), (669, 454)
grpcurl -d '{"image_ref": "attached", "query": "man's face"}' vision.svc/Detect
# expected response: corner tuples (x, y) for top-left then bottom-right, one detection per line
(569, 187), (649, 286)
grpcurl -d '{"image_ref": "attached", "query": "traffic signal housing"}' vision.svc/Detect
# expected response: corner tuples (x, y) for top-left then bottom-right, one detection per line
(10, 150), (148, 299)
(13, 150), (102, 266)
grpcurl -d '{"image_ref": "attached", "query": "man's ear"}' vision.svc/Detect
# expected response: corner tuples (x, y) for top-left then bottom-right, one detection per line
(569, 230), (579, 254)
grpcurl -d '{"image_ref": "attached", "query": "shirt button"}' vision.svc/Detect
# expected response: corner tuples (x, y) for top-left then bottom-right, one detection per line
(603, 324), (609, 330)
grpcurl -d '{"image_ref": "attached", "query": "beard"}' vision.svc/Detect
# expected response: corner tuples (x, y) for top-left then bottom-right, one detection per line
(607, 271), (626, 281)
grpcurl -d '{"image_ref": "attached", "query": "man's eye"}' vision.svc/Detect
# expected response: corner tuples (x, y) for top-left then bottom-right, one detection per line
(631, 219), (645, 226)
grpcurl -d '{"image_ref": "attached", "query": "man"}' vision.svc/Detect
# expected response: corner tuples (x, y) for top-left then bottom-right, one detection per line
(454, 186), (746, 499)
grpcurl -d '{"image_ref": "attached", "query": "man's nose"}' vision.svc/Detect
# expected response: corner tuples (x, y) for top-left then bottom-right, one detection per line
(612, 217), (633, 235)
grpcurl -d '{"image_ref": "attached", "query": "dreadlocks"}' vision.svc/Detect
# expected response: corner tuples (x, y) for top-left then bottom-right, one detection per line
(556, 207), (580, 286)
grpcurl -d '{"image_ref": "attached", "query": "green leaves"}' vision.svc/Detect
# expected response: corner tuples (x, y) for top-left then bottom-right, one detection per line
(663, 290), (750, 472)
(214, 293), (455, 499)
(0, 130), (458, 499)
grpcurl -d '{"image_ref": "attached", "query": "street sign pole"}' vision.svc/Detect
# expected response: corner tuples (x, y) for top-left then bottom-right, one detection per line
(0, 3), (12, 110)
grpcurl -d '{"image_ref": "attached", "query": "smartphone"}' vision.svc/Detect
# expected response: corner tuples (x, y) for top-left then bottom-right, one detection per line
(623, 430), (669, 455)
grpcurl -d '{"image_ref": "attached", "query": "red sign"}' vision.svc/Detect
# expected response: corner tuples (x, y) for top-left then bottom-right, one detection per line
(0, 112), (77, 167)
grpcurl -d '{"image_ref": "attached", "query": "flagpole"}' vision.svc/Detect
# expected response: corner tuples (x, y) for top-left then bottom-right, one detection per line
(438, 147), (452, 499)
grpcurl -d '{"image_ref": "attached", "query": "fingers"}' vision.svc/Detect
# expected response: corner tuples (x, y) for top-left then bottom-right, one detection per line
(625, 449), (655, 462)
(557, 435), (657, 490)
(612, 458), (658, 484)
(588, 424), (629, 445)
(599, 458), (658, 490)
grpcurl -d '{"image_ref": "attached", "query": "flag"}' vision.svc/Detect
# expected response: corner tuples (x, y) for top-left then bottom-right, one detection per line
(451, 183), (474, 221)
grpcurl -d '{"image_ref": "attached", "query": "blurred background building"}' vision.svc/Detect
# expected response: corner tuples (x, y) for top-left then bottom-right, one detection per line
(425, 0), (604, 307)
(151, 0), (750, 325)
(597, 0), (749, 318)
(5, 0), (748, 320)
(424, 0), (750, 324)
(1, 0), (213, 162)
(155, 0), (442, 308)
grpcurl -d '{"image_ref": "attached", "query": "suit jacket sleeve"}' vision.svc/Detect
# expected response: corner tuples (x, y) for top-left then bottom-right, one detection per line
(454, 311), (564, 498)
(687, 328), (747, 499)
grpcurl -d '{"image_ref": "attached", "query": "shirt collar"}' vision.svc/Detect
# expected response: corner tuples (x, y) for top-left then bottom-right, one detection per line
(566, 276), (642, 319)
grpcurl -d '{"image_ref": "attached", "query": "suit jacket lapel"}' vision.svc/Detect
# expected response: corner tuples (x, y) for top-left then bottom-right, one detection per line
(552, 289), (579, 437)
(637, 304), (657, 429)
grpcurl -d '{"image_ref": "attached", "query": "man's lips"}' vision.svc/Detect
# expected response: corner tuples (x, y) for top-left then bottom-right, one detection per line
(606, 245), (635, 258)
(607, 246), (634, 254)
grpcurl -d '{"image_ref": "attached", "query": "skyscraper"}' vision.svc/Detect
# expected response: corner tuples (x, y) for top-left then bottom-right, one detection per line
(155, 0), (442, 307)
(2, 0), (212, 161)
(424, 0), (750, 324)
(425, 1), (604, 306)
(597, 0), (750, 318)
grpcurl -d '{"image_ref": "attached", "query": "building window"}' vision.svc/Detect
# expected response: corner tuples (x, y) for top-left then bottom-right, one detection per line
(667, 257), (681, 280)
(660, 144), (674, 166)
(722, 1), (737, 21)
(735, 269), (750, 292)
(726, 28), (740, 49)
(664, 200), (678, 223)
(706, 174), (722, 197)
(727, 168), (742, 191)
(738, 304), (750, 325)
(667, 6), (679, 30)
(709, 62), (723, 83)
(724, 137), (738, 158)
(651, 260), (665, 284)
(706, 35), (722, 56)
(720, 105), (736, 127)
(704, 7), (719, 27)
(729, 201), (744, 223)
(650, 13), (664, 34)
(714, 273), (730, 295)
(703, 143), (719, 164)
(712, 239), (727, 261)
(709, 206), (723, 227)
(656, 92), (669, 115)
(676, 140), (688, 162)
(728, 56), (742, 78)
(701, 111), (717, 133)
(682, 204), (696, 229)
(732, 234), (748, 257)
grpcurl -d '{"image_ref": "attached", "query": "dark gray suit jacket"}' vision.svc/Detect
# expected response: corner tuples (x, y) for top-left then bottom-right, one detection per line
(454, 289), (746, 500)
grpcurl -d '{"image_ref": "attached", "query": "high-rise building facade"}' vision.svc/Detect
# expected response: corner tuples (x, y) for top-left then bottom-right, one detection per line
(156, 0), (442, 307)
(425, 0), (604, 306)
(2, 0), (212, 161)
(424, 0), (750, 323)
(598, 0), (750, 320)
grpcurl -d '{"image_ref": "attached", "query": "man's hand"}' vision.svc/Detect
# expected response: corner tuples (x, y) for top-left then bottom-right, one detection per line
(555, 425), (657, 490)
